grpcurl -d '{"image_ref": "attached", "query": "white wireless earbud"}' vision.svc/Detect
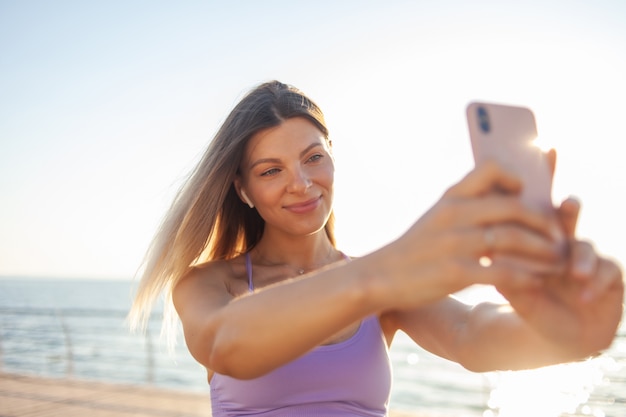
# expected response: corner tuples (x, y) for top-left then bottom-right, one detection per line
(241, 190), (254, 208)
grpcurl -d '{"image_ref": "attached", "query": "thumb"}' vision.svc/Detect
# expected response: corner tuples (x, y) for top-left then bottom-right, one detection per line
(558, 197), (581, 238)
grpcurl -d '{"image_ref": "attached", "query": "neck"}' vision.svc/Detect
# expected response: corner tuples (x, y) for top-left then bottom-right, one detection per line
(251, 230), (339, 274)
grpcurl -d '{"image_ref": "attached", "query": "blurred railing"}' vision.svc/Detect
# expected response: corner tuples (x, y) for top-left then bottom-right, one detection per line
(0, 307), (206, 391)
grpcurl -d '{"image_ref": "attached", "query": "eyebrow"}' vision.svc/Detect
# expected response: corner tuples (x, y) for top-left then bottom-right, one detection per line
(249, 142), (324, 169)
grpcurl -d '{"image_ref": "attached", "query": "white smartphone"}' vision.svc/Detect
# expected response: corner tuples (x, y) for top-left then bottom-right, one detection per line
(466, 101), (554, 214)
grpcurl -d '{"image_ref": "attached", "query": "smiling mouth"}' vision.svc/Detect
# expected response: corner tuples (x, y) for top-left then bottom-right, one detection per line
(284, 196), (321, 213)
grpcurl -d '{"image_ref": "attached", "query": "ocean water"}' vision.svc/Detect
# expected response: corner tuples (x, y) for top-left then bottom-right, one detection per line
(0, 277), (624, 417)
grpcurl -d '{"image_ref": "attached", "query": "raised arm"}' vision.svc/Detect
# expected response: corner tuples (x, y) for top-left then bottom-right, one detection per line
(382, 296), (577, 372)
(387, 198), (624, 372)
(173, 162), (569, 379)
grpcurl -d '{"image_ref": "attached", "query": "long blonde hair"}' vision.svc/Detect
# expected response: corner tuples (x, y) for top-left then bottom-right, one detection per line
(128, 81), (335, 340)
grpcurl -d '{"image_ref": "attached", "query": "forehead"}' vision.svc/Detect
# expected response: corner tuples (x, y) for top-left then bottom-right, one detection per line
(243, 117), (328, 162)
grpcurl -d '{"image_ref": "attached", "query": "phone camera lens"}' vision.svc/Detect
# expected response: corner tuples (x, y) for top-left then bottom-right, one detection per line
(477, 106), (490, 133)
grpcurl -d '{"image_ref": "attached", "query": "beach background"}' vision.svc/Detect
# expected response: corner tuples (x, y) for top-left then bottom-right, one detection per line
(1, 1), (625, 416)
(0, 277), (624, 417)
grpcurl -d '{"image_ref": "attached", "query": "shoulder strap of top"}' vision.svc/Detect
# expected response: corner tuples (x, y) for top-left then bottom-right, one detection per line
(245, 252), (254, 292)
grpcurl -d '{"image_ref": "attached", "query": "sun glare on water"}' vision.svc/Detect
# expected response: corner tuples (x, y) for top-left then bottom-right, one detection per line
(482, 355), (621, 417)
(454, 286), (625, 417)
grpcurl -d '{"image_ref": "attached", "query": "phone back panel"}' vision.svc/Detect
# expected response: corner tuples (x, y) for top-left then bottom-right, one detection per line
(466, 102), (553, 212)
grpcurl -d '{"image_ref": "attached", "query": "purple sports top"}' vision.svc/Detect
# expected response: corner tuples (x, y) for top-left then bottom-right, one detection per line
(208, 253), (392, 416)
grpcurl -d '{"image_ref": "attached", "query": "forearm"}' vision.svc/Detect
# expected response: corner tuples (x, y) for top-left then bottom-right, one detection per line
(199, 257), (384, 379)
(457, 302), (590, 372)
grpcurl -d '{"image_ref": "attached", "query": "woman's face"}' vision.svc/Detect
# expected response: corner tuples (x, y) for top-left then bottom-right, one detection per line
(237, 117), (334, 238)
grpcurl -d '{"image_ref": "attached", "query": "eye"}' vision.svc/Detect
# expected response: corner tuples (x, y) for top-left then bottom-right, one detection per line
(307, 153), (324, 163)
(260, 168), (280, 177)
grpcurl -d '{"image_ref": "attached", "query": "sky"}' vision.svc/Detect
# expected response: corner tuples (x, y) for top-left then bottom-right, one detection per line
(1, 0), (625, 279)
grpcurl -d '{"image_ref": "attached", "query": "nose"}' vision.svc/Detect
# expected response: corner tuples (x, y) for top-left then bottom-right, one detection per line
(287, 166), (312, 193)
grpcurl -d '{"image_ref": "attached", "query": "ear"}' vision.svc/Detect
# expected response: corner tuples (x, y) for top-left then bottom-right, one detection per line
(234, 177), (254, 208)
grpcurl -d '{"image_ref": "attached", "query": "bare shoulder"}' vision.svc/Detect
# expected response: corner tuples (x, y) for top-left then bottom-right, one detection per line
(173, 256), (249, 316)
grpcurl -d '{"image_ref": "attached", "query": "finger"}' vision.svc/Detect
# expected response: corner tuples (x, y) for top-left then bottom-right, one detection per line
(457, 258), (545, 291)
(492, 254), (567, 278)
(580, 256), (623, 303)
(451, 195), (563, 242)
(557, 197), (581, 238)
(569, 240), (598, 282)
(445, 161), (522, 199)
(466, 224), (563, 262)
(436, 227), (564, 277)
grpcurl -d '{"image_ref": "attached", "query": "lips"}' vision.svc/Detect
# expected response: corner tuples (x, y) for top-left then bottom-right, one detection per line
(284, 196), (322, 214)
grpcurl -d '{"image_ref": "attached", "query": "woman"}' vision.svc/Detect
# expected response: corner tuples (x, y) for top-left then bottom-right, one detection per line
(129, 81), (623, 416)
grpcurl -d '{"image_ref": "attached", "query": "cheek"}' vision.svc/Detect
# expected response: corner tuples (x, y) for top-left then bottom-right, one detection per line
(249, 178), (294, 212)
(252, 183), (283, 206)
(321, 165), (335, 189)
